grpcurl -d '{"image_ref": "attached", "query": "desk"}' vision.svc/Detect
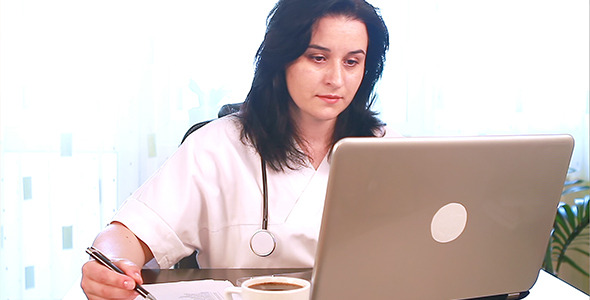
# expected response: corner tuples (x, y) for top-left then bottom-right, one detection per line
(142, 268), (310, 286)
(141, 268), (588, 300)
(64, 269), (588, 299)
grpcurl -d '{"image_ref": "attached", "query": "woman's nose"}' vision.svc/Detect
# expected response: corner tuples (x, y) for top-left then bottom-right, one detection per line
(324, 62), (344, 87)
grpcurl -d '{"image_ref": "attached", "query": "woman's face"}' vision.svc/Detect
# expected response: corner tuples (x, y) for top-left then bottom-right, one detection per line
(286, 15), (368, 127)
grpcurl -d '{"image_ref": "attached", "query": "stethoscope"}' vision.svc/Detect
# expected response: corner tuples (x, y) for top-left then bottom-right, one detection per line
(249, 159), (277, 257)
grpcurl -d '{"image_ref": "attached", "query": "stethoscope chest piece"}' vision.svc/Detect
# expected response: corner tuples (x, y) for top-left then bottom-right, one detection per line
(249, 159), (277, 257)
(250, 229), (276, 257)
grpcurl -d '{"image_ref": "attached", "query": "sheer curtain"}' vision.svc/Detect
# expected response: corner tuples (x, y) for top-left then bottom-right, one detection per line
(374, 0), (588, 179)
(0, 0), (587, 299)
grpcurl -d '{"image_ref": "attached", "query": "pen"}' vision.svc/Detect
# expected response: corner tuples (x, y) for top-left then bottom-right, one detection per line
(86, 246), (157, 300)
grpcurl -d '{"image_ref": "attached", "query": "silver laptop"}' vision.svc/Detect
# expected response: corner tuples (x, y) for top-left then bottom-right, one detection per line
(311, 134), (574, 299)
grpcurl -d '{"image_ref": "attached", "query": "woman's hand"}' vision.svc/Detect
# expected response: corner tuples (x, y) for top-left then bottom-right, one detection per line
(81, 258), (143, 300)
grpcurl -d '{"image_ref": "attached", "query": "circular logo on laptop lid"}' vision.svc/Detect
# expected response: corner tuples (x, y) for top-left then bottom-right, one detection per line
(431, 202), (468, 243)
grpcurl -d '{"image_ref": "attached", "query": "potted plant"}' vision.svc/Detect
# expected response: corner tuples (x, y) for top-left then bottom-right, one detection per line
(543, 176), (589, 296)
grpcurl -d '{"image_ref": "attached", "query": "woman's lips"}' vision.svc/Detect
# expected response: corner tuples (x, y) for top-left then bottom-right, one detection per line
(317, 94), (342, 104)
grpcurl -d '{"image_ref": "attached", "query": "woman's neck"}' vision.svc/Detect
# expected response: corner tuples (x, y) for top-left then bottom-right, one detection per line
(295, 117), (335, 170)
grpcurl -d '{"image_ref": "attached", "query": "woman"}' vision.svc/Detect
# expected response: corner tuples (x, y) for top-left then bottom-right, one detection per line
(81, 0), (396, 299)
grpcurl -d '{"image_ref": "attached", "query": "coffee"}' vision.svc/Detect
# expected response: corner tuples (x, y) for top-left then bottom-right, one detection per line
(248, 282), (303, 291)
(225, 276), (310, 300)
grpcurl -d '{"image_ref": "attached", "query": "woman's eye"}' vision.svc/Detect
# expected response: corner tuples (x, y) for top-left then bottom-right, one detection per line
(309, 55), (326, 63)
(344, 59), (359, 67)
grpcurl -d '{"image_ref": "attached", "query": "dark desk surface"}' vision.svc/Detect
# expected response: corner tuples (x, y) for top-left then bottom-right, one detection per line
(142, 268), (312, 286)
(139, 268), (588, 300)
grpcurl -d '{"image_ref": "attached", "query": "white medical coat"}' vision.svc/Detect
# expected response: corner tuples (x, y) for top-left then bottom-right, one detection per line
(113, 115), (399, 269)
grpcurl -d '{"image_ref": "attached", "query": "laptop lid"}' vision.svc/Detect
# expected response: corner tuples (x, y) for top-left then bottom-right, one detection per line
(311, 134), (574, 299)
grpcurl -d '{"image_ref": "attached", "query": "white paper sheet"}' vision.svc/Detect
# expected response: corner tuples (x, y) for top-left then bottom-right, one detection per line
(135, 279), (234, 300)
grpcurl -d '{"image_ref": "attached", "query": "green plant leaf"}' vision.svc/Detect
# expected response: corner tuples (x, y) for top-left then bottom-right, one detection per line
(562, 185), (590, 195)
(569, 247), (590, 256)
(543, 243), (555, 274)
(560, 255), (590, 277)
(563, 204), (578, 231)
(571, 236), (589, 244)
(555, 212), (572, 236)
(549, 194), (590, 277)
(552, 229), (567, 246)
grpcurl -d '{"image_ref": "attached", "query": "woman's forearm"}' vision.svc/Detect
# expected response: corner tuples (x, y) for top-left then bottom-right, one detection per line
(92, 221), (154, 268)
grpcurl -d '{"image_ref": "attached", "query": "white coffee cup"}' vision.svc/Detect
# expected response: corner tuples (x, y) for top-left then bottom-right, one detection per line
(224, 276), (310, 300)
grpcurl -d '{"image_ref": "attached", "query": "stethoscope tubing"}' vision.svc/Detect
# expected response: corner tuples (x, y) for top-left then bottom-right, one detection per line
(261, 159), (269, 230)
(249, 158), (277, 257)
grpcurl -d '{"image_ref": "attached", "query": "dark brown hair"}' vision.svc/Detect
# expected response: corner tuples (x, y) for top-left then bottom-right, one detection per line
(239, 0), (389, 171)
